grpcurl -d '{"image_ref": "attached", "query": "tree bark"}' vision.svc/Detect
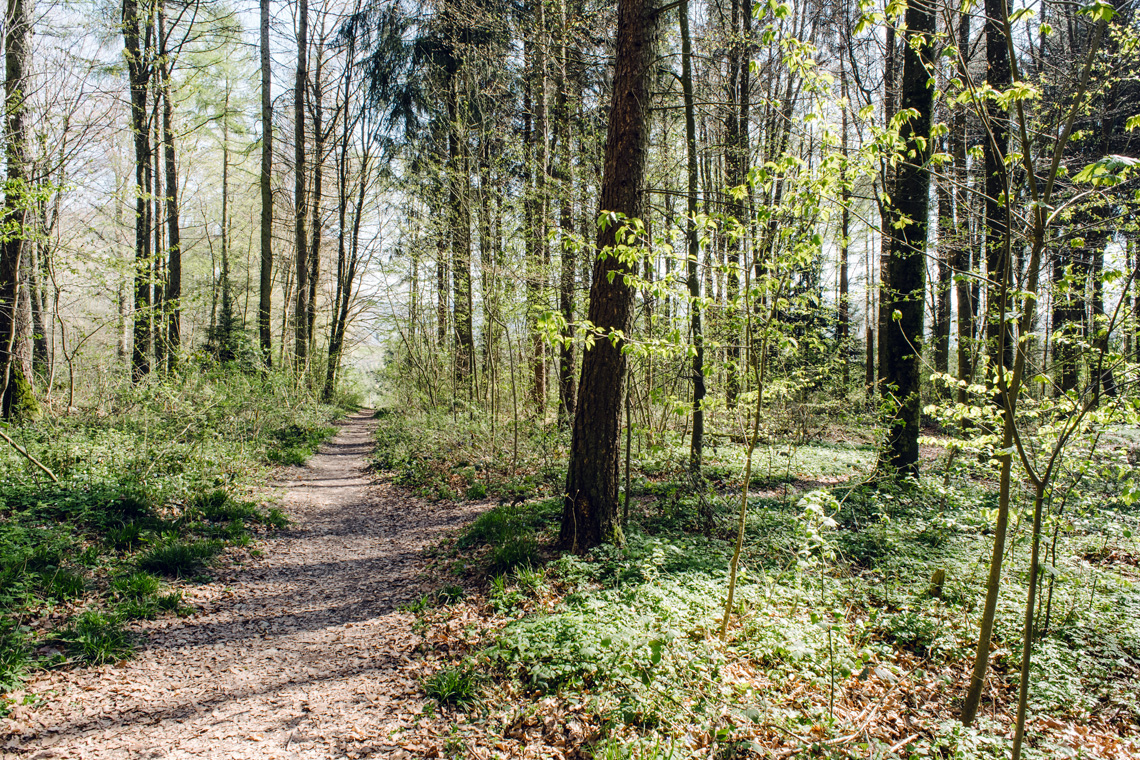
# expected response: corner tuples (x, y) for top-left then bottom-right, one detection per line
(881, 0), (935, 477)
(0, 0), (35, 417)
(159, 0), (181, 367)
(984, 0), (1012, 376)
(560, 0), (656, 551)
(123, 0), (152, 383)
(680, 0), (704, 475)
(259, 0), (273, 366)
(294, 0), (309, 367)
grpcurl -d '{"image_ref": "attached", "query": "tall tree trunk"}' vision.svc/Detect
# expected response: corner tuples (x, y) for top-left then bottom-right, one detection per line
(123, 0), (152, 383)
(555, 0), (577, 425)
(953, 0), (972, 403)
(159, 0), (181, 367)
(838, 59), (850, 388)
(984, 0), (1012, 378)
(723, 0), (743, 409)
(449, 83), (474, 390)
(680, 0), (704, 475)
(293, 0), (309, 367)
(259, 0), (273, 366)
(935, 161), (953, 377)
(560, 0), (656, 552)
(0, 0), (34, 417)
(306, 45), (325, 355)
(881, 0), (935, 477)
(325, 68), (366, 402)
(876, 23), (898, 392)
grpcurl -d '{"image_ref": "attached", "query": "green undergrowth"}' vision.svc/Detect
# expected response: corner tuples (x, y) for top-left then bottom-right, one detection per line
(373, 408), (569, 502)
(0, 368), (349, 710)
(372, 407), (874, 506)
(388, 407), (1140, 758)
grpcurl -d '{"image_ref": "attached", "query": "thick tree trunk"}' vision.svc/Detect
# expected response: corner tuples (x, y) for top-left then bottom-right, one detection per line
(259, 0), (273, 365)
(881, 0), (935, 477)
(0, 0), (34, 417)
(560, 0), (656, 551)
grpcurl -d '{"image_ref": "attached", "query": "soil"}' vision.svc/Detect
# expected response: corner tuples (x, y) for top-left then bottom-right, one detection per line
(2, 410), (480, 759)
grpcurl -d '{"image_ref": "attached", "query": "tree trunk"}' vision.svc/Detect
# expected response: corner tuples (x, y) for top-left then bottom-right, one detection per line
(838, 59), (850, 387)
(560, 0), (656, 552)
(953, 0), (973, 403)
(159, 0), (181, 367)
(881, 0), (935, 477)
(680, 0), (704, 475)
(984, 0), (1012, 377)
(723, 0), (743, 409)
(306, 45), (325, 355)
(123, 0), (152, 383)
(0, 0), (33, 417)
(294, 0), (309, 367)
(876, 23), (898, 393)
(449, 83), (474, 389)
(259, 0), (273, 366)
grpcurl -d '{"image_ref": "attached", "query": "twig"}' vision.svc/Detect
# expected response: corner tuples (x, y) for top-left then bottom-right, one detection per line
(0, 427), (59, 483)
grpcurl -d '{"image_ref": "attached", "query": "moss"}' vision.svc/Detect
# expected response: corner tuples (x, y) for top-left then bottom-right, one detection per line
(3, 364), (41, 422)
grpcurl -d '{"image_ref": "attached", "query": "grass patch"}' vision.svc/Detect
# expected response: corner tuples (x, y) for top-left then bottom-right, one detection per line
(137, 540), (222, 578)
(423, 663), (480, 708)
(56, 611), (133, 665)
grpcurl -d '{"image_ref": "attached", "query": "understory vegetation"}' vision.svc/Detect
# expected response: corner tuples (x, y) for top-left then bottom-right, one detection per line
(0, 369), (350, 712)
(376, 408), (1140, 759)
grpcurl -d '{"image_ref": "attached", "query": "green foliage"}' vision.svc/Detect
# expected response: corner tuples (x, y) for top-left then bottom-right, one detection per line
(56, 611), (133, 665)
(423, 663), (480, 708)
(0, 621), (29, 691)
(137, 539), (222, 578)
(266, 423), (337, 465)
(0, 369), (341, 693)
(456, 500), (559, 575)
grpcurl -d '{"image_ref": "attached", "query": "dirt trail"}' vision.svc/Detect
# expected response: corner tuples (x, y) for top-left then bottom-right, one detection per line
(4, 410), (477, 759)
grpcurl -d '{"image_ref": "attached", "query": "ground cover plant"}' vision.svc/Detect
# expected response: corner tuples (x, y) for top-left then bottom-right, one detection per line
(379, 406), (1140, 759)
(0, 368), (348, 713)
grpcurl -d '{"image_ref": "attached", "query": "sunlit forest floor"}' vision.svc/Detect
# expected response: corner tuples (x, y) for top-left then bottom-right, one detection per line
(3, 386), (1139, 759)
(375, 406), (1140, 759)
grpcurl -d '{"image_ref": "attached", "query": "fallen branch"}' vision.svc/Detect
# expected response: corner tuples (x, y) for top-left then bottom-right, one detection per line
(0, 426), (59, 483)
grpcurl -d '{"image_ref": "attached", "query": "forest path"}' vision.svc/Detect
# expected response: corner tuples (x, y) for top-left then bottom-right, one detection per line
(7, 410), (477, 759)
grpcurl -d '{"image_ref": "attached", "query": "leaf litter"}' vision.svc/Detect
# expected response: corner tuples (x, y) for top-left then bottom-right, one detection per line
(1, 411), (480, 759)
